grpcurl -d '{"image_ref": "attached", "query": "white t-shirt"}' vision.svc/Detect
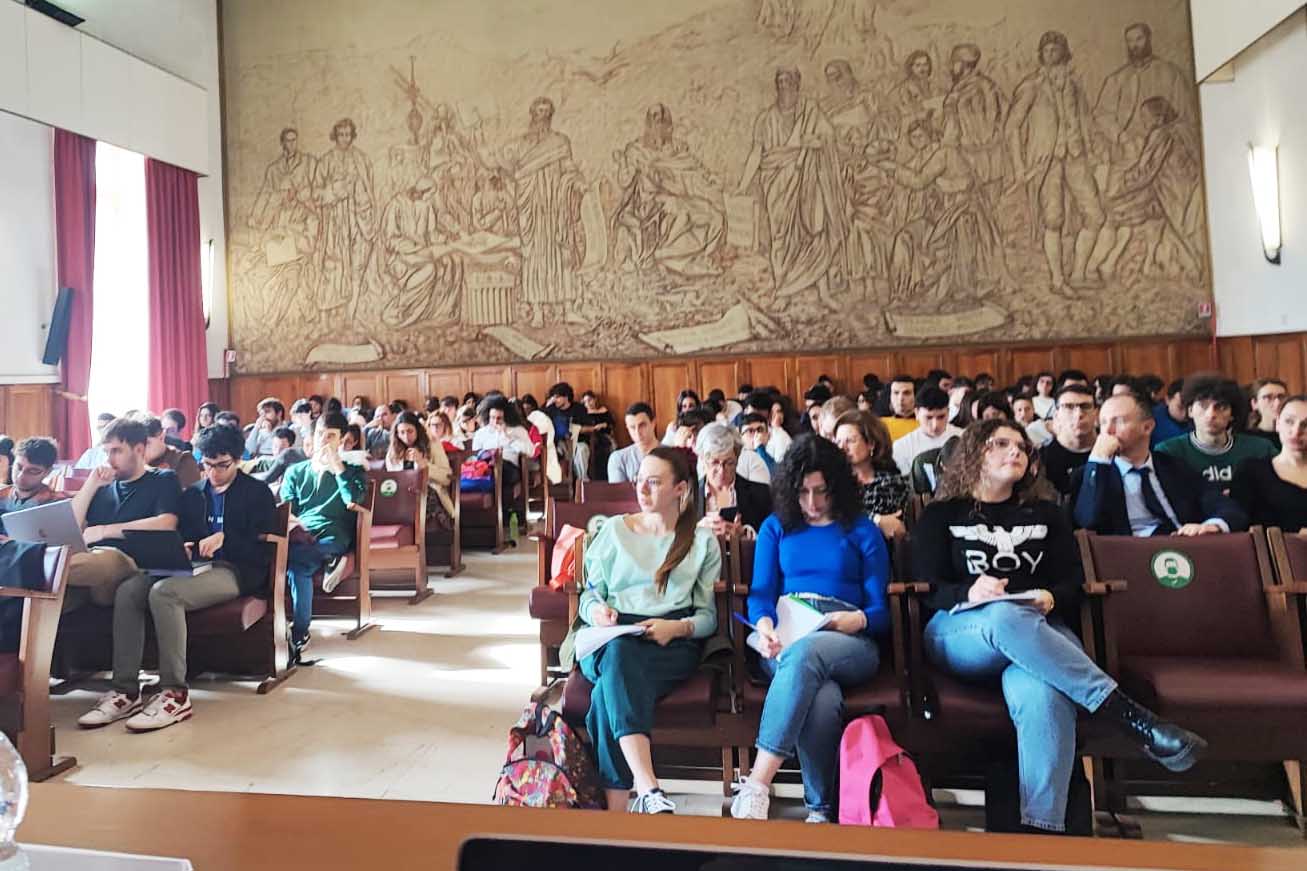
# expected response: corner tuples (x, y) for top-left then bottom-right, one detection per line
(1033, 395), (1055, 419)
(737, 448), (772, 485)
(472, 425), (535, 467)
(766, 427), (792, 463)
(892, 424), (963, 475)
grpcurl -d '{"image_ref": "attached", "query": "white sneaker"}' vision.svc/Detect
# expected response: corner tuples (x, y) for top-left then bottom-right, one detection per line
(628, 789), (676, 814)
(805, 810), (832, 824)
(730, 779), (771, 820)
(77, 691), (143, 728)
(125, 690), (193, 733)
(321, 556), (349, 594)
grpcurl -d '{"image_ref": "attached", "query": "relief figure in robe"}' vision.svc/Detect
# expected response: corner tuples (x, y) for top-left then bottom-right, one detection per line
(612, 103), (726, 278)
(941, 45), (1009, 203)
(248, 127), (319, 328)
(313, 118), (377, 322)
(379, 176), (465, 329)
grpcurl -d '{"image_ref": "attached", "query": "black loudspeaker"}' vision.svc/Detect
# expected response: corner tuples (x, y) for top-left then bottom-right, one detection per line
(42, 287), (74, 366)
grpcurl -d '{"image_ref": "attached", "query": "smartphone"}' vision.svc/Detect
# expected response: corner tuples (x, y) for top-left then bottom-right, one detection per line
(719, 506), (739, 523)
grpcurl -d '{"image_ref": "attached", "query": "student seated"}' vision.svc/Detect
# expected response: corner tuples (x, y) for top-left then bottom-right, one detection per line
(74, 413), (118, 469)
(1071, 393), (1246, 536)
(78, 425), (277, 732)
(581, 391), (616, 481)
(288, 399), (315, 454)
(280, 412), (366, 658)
(731, 434), (889, 823)
(694, 424), (771, 538)
(576, 447), (720, 814)
(195, 402), (220, 433)
(661, 390), (701, 445)
(766, 398), (794, 463)
(425, 410), (462, 453)
(471, 398), (534, 517)
(160, 409), (192, 453)
(737, 413), (776, 483)
(915, 419), (1206, 834)
(545, 382), (595, 481)
(1246, 378), (1288, 451)
(0, 437), (60, 535)
(891, 386), (962, 476)
(136, 413), (201, 488)
(245, 398), (286, 458)
(1031, 372), (1056, 420)
(388, 411), (454, 528)
(608, 403), (659, 484)
(252, 426), (307, 486)
(882, 375), (918, 441)
(1012, 396), (1050, 446)
(815, 396), (856, 441)
(1150, 379), (1189, 447)
(834, 411), (910, 541)
(798, 385), (831, 434)
(1156, 374), (1275, 491)
(1231, 394), (1307, 532)
(67, 418), (181, 614)
(456, 407), (479, 444)
(365, 403), (399, 460)
(1038, 383), (1097, 497)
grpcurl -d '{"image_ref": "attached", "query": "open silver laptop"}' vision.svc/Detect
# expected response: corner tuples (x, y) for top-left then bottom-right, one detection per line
(2, 499), (87, 554)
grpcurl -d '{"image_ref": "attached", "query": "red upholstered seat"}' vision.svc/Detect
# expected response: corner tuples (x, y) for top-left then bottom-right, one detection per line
(1119, 656), (1307, 718)
(369, 523), (415, 550)
(528, 587), (568, 621)
(561, 669), (716, 729)
(0, 654), (20, 697)
(186, 597), (268, 636)
(921, 666), (1015, 735)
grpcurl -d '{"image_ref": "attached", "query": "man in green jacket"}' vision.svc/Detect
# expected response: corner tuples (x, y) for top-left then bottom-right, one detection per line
(280, 411), (366, 658)
(1156, 374), (1275, 494)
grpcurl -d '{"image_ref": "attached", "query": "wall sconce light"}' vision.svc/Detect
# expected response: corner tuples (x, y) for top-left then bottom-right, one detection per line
(1247, 144), (1282, 264)
(201, 238), (215, 326)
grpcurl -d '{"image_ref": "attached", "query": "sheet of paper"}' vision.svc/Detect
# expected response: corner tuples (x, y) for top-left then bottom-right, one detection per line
(574, 624), (647, 660)
(949, 591), (1043, 615)
(775, 595), (833, 648)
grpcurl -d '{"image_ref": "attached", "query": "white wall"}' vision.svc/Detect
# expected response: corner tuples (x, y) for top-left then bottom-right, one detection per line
(1190, 0), (1303, 81)
(0, 113), (59, 384)
(1201, 10), (1307, 337)
(0, 0), (228, 380)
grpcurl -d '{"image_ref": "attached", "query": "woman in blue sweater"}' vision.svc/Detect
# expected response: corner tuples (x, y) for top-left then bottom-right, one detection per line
(732, 434), (890, 822)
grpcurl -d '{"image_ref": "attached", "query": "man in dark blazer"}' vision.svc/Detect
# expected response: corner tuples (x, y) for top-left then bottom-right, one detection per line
(1071, 392), (1247, 536)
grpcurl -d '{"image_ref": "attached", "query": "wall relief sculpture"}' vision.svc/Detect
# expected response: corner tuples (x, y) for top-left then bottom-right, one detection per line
(222, 0), (1210, 373)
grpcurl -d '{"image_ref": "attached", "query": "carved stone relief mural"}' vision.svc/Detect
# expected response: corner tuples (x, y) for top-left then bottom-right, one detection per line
(221, 0), (1210, 373)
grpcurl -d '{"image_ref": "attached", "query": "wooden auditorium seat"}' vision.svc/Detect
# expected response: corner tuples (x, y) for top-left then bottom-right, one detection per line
(0, 543), (75, 780)
(1078, 529), (1307, 833)
(459, 449), (509, 553)
(577, 480), (639, 505)
(305, 479), (376, 639)
(367, 467), (432, 604)
(426, 449), (465, 578)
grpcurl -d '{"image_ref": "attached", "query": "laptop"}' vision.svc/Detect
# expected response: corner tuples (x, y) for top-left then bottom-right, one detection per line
(1, 499), (87, 554)
(120, 531), (213, 577)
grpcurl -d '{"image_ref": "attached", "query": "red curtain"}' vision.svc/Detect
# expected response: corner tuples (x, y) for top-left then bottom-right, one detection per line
(52, 130), (97, 459)
(145, 159), (208, 433)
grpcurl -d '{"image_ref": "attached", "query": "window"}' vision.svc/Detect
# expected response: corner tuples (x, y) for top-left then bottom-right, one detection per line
(87, 143), (150, 423)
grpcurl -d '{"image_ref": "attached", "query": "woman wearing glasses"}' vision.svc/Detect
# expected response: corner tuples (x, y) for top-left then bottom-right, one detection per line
(913, 419), (1206, 834)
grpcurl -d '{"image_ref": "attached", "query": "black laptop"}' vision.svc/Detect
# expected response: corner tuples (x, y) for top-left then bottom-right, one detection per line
(120, 531), (213, 577)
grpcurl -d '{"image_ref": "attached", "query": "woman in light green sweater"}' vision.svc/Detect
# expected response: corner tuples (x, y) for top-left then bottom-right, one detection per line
(578, 446), (720, 814)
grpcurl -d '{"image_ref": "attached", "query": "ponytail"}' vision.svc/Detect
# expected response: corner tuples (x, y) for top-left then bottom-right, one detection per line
(648, 446), (699, 595)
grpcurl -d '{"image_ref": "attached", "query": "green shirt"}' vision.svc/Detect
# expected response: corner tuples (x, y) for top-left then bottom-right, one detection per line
(1155, 433), (1276, 490)
(578, 516), (720, 639)
(279, 460), (366, 545)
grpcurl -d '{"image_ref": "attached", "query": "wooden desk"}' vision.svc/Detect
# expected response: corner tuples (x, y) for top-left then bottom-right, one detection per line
(20, 784), (1304, 871)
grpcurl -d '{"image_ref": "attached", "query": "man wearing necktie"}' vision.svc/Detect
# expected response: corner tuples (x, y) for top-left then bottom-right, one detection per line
(1071, 393), (1247, 536)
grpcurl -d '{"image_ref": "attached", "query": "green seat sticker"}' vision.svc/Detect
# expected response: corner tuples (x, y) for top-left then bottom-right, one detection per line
(380, 479), (398, 498)
(1150, 549), (1194, 589)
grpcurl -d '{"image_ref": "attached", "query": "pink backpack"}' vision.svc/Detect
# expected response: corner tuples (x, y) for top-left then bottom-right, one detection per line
(838, 715), (939, 828)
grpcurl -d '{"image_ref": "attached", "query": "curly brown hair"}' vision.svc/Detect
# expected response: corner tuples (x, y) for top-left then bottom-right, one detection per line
(935, 419), (1039, 504)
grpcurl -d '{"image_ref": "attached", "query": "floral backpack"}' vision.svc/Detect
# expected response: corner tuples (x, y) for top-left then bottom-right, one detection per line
(493, 701), (604, 810)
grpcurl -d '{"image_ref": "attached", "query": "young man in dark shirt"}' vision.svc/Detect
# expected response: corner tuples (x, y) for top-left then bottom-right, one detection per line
(67, 417), (182, 612)
(78, 425), (277, 732)
(544, 382), (595, 481)
(161, 408), (192, 453)
(0, 437), (59, 535)
(137, 413), (201, 488)
(252, 426), (307, 485)
(1150, 378), (1190, 447)
(1038, 383), (1097, 496)
(1156, 375), (1275, 491)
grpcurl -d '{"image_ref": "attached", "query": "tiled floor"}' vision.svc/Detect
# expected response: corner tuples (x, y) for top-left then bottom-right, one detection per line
(49, 545), (1307, 847)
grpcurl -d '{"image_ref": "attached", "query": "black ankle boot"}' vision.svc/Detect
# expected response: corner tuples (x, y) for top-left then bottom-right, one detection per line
(1098, 690), (1207, 772)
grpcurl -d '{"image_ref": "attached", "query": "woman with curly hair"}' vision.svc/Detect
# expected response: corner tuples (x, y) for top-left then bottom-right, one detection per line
(833, 410), (911, 541)
(914, 419), (1205, 834)
(731, 434), (890, 823)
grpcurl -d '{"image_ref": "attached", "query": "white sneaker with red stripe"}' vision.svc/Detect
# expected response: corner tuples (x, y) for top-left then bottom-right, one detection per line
(124, 689), (193, 732)
(77, 691), (143, 728)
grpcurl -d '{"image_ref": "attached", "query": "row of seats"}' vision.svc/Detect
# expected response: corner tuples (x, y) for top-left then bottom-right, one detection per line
(530, 494), (1307, 827)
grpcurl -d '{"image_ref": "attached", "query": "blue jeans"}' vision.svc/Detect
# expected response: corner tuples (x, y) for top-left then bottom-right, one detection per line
(924, 603), (1117, 832)
(286, 535), (349, 642)
(756, 631), (880, 816)
(579, 635), (701, 790)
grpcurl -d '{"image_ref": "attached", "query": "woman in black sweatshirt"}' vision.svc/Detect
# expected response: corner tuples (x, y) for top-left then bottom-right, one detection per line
(913, 419), (1205, 834)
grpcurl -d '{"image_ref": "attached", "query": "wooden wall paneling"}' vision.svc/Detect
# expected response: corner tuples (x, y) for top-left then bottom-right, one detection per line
(341, 374), (382, 408)
(846, 353), (895, 392)
(1, 385), (53, 441)
(1064, 344), (1113, 379)
(746, 357), (791, 396)
(1217, 336), (1256, 386)
(557, 363), (602, 396)
(381, 372), (422, 406)
(512, 365), (555, 404)
(297, 373), (338, 405)
(601, 363), (647, 447)
(1251, 333), (1307, 393)
(1119, 344), (1171, 381)
(427, 369), (466, 402)
(205, 378), (230, 410)
(650, 362), (693, 429)
(956, 349), (1002, 383)
(793, 355), (843, 397)
(697, 360), (740, 398)
(1174, 338), (1217, 381)
(895, 349), (948, 378)
(1007, 348), (1056, 382)
(232, 376), (298, 418)
(468, 366), (511, 398)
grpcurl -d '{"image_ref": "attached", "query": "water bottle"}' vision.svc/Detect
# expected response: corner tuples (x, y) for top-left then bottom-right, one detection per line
(0, 733), (29, 871)
(508, 511), (520, 541)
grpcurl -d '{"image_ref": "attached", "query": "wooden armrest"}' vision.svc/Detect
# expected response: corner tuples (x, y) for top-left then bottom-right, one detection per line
(259, 533), (288, 545)
(887, 581), (932, 595)
(1084, 579), (1127, 595)
(732, 583), (749, 596)
(348, 504), (372, 517)
(0, 586), (59, 601)
(1268, 582), (1307, 595)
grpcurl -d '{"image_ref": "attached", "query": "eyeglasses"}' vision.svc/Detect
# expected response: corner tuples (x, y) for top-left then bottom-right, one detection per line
(741, 426), (768, 436)
(1057, 401), (1095, 413)
(985, 436), (1032, 456)
(201, 460), (236, 472)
